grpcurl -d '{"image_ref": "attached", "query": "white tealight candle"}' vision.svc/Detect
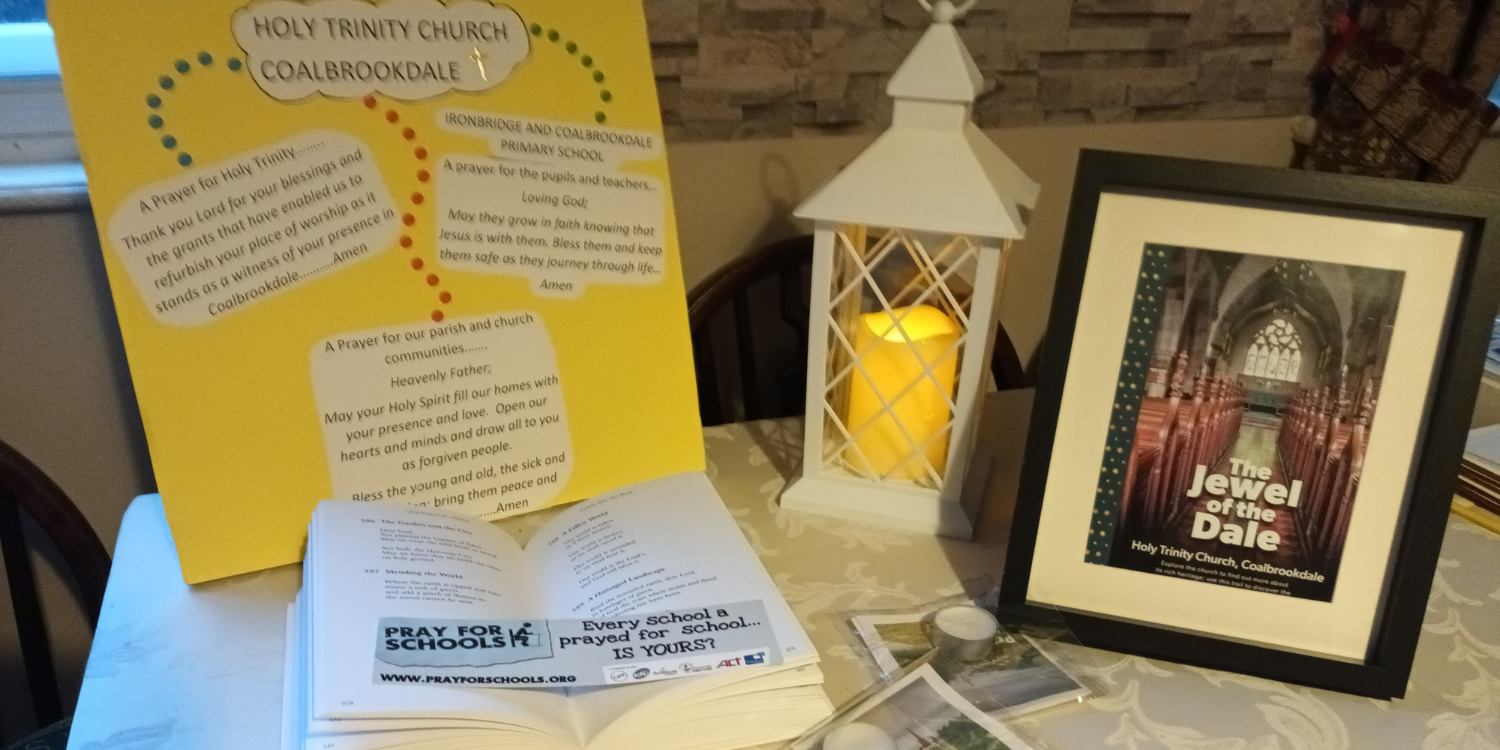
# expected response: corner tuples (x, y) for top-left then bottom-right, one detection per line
(822, 722), (897, 750)
(932, 605), (998, 662)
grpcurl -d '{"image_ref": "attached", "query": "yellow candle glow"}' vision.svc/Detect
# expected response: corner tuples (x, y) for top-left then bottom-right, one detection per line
(844, 304), (959, 482)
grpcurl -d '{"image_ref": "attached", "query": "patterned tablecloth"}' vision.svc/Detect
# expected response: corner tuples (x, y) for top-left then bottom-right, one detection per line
(67, 412), (1499, 750)
(685, 416), (1500, 750)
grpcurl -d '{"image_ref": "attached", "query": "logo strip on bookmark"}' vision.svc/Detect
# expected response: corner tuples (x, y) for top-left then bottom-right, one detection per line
(373, 600), (781, 687)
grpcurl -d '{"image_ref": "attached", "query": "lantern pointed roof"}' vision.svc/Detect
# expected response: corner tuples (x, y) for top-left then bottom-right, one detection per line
(887, 21), (983, 103)
(795, 8), (1039, 240)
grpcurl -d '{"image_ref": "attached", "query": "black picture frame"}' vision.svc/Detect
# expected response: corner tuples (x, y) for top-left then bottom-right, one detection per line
(999, 149), (1500, 700)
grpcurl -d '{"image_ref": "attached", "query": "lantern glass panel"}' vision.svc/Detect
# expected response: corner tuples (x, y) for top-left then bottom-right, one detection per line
(820, 224), (979, 490)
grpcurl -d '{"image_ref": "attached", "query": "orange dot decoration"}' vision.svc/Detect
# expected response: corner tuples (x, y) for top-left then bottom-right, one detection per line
(417, 170), (430, 182)
(426, 273), (439, 286)
(402, 127), (416, 140)
(410, 258), (424, 270)
(399, 235), (412, 248)
(439, 291), (452, 304)
(411, 192), (424, 205)
(402, 213), (415, 226)
(385, 110), (399, 123)
(431, 310), (444, 322)
(414, 147), (427, 160)
(362, 95), (376, 108)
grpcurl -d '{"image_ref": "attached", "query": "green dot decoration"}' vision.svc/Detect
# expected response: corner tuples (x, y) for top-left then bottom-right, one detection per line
(1085, 243), (1175, 565)
(148, 52), (237, 167)
(532, 21), (612, 112)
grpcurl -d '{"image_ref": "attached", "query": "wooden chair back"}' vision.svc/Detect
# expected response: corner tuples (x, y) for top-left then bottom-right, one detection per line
(0, 439), (111, 739)
(688, 235), (812, 426)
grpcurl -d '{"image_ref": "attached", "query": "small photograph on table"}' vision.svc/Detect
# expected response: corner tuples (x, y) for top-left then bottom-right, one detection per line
(852, 611), (1089, 717)
(795, 664), (1037, 750)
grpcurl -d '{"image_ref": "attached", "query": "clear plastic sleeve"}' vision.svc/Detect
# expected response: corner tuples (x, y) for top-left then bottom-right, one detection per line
(794, 583), (1106, 750)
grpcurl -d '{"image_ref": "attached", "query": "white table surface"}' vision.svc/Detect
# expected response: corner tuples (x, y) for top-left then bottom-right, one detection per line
(68, 492), (297, 750)
(67, 413), (1500, 750)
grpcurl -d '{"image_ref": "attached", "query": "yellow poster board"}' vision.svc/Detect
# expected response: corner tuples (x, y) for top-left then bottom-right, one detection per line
(50, 0), (703, 583)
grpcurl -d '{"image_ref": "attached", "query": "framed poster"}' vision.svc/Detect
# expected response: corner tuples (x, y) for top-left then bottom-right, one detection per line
(1000, 150), (1500, 698)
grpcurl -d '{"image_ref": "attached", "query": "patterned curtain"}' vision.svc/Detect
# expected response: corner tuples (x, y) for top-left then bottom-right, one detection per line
(1302, 0), (1500, 182)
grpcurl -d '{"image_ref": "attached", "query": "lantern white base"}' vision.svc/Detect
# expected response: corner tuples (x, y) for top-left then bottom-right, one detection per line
(779, 473), (975, 539)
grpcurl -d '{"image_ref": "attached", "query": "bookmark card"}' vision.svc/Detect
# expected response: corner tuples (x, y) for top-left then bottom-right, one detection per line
(50, 0), (702, 583)
(372, 602), (783, 687)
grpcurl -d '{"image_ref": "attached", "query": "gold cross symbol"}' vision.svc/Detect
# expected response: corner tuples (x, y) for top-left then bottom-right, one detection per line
(471, 46), (489, 80)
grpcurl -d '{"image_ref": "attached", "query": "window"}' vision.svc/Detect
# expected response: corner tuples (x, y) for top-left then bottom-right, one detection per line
(0, 0), (54, 76)
(0, 0), (74, 165)
(0, 0), (45, 23)
(1243, 318), (1303, 382)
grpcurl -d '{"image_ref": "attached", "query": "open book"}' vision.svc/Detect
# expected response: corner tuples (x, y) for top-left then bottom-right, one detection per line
(284, 472), (832, 750)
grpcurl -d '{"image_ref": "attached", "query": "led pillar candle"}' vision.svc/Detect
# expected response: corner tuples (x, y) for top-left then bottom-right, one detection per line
(845, 305), (960, 481)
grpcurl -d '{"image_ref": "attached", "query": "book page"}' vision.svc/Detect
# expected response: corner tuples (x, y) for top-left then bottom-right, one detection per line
(581, 663), (830, 750)
(529, 473), (812, 659)
(526, 472), (819, 743)
(307, 500), (574, 735)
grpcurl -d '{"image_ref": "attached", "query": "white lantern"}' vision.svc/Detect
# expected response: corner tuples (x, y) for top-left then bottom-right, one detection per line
(779, 0), (1038, 539)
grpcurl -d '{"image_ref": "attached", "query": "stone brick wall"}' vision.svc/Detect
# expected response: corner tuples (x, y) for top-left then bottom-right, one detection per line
(645, 0), (1324, 140)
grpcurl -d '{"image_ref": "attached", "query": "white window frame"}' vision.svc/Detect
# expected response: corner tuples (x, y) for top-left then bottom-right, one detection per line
(0, 22), (79, 165)
(0, 22), (58, 77)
